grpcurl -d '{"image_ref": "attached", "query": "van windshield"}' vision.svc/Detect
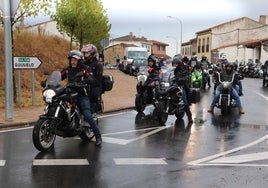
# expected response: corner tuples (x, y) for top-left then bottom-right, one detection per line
(128, 51), (148, 59)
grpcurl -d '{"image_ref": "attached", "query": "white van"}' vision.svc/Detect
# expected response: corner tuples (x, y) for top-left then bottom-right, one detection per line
(123, 47), (149, 75)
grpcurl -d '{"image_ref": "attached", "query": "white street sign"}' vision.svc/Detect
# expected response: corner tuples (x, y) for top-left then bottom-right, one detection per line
(13, 56), (42, 69)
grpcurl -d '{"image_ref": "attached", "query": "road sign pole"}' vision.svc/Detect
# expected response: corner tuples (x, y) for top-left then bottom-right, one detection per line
(3, 0), (14, 121)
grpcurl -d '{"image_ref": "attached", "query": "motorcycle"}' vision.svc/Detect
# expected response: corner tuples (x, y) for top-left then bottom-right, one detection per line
(32, 71), (94, 152)
(135, 66), (158, 112)
(262, 67), (268, 87)
(154, 67), (185, 124)
(190, 68), (203, 88)
(215, 72), (239, 115)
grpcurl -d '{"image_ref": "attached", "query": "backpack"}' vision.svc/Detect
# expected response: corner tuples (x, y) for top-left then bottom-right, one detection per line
(102, 75), (114, 92)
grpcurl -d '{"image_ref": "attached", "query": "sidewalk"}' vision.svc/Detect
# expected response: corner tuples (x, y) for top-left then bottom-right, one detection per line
(0, 69), (137, 130)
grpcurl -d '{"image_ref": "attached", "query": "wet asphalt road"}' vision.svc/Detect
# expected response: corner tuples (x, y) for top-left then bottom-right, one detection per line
(1, 78), (268, 188)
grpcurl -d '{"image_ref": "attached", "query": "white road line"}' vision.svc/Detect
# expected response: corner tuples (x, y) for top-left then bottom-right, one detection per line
(209, 151), (268, 164)
(33, 159), (89, 166)
(188, 133), (268, 166)
(102, 137), (130, 145)
(113, 158), (168, 165)
(0, 160), (6, 166)
(102, 126), (168, 145)
(254, 91), (268, 100)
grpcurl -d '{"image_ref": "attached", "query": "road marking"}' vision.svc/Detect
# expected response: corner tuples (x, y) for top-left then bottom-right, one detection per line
(113, 158), (168, 165)
(188, 133), (268, 166)
(33, 159), (89, 166)
(102, 126), (167, 145)
(209, 151), (268, 163)
(0, 160), (6, 166)
(254, 91), (268, 100)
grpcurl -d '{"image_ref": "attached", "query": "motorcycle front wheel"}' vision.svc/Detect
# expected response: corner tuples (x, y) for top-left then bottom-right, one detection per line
(32, 119), (56, 152)
(135, 93), (146, 112)
(157, 100), (169, 124)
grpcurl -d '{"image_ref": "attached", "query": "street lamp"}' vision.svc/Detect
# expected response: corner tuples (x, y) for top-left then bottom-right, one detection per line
(166, 36), (178, 54)
(167, 16), (182, 54)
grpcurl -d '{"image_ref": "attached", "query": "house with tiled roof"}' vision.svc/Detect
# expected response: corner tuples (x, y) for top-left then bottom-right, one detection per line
(104, 32), (170, 64)
(182, 15), (268, 64)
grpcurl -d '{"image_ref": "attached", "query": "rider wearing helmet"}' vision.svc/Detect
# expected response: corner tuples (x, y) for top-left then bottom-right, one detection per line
(81, 43), (104, 114)
(172, 54), (193, 124)
(145, 54), (161, 103)
(208, 62), (245, 114)
(61, 50), (102, 146)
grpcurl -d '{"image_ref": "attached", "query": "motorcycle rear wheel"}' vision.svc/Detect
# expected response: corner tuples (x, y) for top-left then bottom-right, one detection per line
(79, 119), (95, 141)
(32, 119), (56, 152)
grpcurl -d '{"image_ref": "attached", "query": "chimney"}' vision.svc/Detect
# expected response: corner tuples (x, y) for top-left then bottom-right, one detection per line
(259, 15), (267, 25)
(129, 32), (134, 41)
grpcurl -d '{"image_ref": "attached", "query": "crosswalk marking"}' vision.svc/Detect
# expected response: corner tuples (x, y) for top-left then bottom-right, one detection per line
(33, 159), (89, 166)
(113, 158), (168, 165)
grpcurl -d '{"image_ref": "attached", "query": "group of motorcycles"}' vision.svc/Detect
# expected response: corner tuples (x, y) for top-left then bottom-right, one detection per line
(135, 66), (186, 124)
(135, 60), (247, 121)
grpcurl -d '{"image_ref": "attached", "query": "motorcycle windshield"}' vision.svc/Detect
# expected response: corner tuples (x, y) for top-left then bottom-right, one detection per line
(160, 67), (175, 82)
(46, 71), (62, 87)
(137, 66), (148, 76)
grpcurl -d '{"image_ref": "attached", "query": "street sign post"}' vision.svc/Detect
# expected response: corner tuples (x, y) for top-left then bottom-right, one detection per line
(13, 57), (43, 69)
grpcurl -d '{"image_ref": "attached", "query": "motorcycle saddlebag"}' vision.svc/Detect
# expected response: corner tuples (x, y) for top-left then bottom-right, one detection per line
(190, 88), (200, 103)
(102, 75), (114, 92)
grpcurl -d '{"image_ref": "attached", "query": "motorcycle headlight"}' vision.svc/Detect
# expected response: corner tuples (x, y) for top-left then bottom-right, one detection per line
(43, 89), (56, 103)
(161, 82), (170, 87)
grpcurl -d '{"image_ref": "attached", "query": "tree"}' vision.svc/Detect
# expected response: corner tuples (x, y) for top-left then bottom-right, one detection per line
(52, 0), (111, 50)
(13, 0), (53, 26)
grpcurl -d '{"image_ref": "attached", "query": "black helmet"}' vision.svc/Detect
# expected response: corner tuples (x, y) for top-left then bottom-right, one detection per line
(68, 50), (84, 60)
(172, 54), (183, 66)
(265, 60), (268, 66)
(148, 54), (157, 64)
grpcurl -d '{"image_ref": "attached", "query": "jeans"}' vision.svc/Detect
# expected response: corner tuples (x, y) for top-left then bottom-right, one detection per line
(182, 89), (192, 118)
(210, 86), (242, 109)
(77, 96), (100, 136)
(90, 87), (102, 113)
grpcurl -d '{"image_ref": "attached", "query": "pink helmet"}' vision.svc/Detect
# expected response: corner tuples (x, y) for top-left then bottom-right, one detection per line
(81, 44), (98, 58)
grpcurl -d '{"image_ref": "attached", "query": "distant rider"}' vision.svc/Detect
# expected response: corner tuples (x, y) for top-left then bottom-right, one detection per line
(145, 54), (161, 103)
(200, 55), (211, 87)
(207, 62), (245, 114)
(172, 54), (193, 124)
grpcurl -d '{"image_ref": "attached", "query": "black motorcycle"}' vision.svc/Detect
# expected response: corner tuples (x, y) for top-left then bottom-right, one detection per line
(135, 66), (158, 112)
(262, 66), (268, 87)
(215, 72), (240, 115)
(154, 67), (185, 124)
(32, 71), (94, 152)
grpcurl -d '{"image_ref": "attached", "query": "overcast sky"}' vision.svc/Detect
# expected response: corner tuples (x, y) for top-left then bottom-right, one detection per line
(101, 0), (268, 56)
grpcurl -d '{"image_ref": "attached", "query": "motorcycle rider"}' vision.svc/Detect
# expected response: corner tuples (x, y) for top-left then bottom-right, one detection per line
(191, 61), (205, 88)
(261, 60), (268, 87)
(207, 62), (245, 114)
(81, 44), (103, 115)
(200, 55), (211, 87)
(172, 54), (193, 124)
(61, 50), (102, 146)
(145, 54), (161, 103)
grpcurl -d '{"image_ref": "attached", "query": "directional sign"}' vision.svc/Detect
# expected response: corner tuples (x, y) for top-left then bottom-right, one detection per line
(13, 56), (42, 69)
